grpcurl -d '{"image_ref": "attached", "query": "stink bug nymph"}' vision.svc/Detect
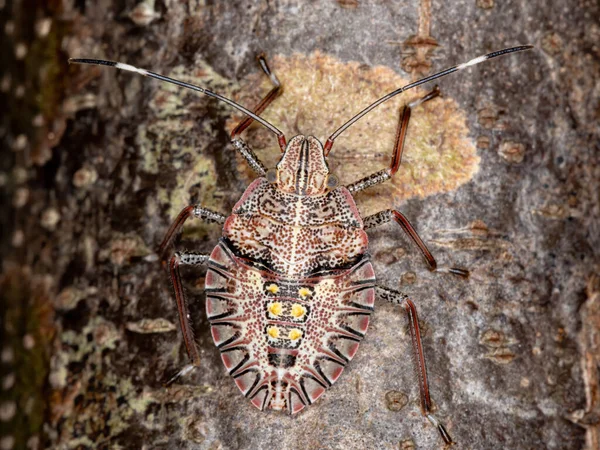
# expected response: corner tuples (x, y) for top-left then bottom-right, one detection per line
(70, 45), (532, 445)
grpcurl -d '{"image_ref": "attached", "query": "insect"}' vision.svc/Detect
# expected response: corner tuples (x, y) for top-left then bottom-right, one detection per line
(70, 44), (532, 445)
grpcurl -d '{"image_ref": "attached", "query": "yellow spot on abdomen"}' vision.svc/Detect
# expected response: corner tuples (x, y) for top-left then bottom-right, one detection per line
(288, 328), (303, 340)
(266, 283), (280, 294)
(298, 287), (311, 298)
(268, 302), (283, 316)
(268, 326), (280, 339)
(291, 303), (306, 318)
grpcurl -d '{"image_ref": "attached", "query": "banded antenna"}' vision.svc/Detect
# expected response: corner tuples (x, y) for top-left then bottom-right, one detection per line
(322, 45), (534, 155)
(68, 58), (287, 149)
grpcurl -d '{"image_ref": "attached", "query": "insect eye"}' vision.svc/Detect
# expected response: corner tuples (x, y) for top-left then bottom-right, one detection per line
(326, 174), (339, 189)
(266, 168), (278, 183)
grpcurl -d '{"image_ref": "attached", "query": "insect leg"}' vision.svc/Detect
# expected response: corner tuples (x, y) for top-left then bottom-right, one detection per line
(345, 86), (440, 194)
(230, 56), (285, 174)
(158, 205), (226, 262)
(166, 251), (210, 383)
(376, 285), (453, 445)
(364, 209), (469, 277)
(230, 139), (269, 177)
(231, 55), (282, 140)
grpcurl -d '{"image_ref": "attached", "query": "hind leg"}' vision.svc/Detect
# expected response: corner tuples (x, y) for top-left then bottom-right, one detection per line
(157, 205), (224, 381)
(377, 285), (454, 445)
(163, 251), (210, 384)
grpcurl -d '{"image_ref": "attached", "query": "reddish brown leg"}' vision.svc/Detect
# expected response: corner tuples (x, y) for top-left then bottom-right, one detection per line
(377, 286), (453, 445)
(166, 251), (210, 383)
(228, 55), (285, 174)
(346, 86), (441, 194)
(158, 206), (224, 382)
(158, 205), (225, 262)
(231, 55), (285, 151)
(363, 209), (469, 277)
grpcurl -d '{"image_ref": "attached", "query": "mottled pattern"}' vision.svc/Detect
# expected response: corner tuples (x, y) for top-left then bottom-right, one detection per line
(346, 168), (391, 194)
(205, 241), (375, 413)
(276, 135), (331, 195)
(206, 136), (376, 413)
(224, 178), (367, 277)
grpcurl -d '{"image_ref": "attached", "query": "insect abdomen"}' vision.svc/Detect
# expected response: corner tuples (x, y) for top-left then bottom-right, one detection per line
(205, 241), (375, 414)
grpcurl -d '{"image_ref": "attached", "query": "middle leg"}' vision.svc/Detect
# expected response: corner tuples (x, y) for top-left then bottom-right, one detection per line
(364, 209), (469, 277)
(158, 205), (226, 262)
(157, 206), (224, 381)
(231, 55), (282, 140)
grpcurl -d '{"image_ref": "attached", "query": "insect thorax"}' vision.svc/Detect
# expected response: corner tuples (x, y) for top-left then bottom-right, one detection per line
(223, 177), (368, 278)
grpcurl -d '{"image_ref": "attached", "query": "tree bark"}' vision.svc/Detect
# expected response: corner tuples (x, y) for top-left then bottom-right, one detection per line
(1, 1), (598, 449)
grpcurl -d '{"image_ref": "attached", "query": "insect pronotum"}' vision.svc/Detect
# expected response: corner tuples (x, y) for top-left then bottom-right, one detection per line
(70, 44), (532, 445)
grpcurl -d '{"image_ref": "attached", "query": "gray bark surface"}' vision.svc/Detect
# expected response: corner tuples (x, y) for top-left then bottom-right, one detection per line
(1, 1), (598, 449)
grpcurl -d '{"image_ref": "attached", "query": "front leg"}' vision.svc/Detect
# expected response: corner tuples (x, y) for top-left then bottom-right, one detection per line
(346, 86), (440, 194)
(364, 209), (469, 278)
(377, 286), (453, 445)
(230, 54), (286, 175)
(231, 55), (282, 141)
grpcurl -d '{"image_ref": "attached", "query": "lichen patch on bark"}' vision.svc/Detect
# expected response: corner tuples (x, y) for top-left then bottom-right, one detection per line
(229, 51), (480, 214)
(139, 62), (233, 221)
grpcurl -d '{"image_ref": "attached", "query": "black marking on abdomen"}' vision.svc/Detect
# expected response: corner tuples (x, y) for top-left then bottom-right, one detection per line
(221, 237), (367, 278)
(347, 301), (375, 312)
(314, 361), (333, 387)
(227, 353), (250, 375)
(340, 318), (368, 338)
(348, 279), (377, 287)
(303, 373), (329, 389)
(289, 386), (308, 407)
(242, 373), (261, 398)
(300, 378), (313, 405)
(207, 261), (233, 274)
(249, 384), (268, 400)
(205, 295), (235, 320)
(268, 353), (297, 368)
(329, 344), (350, 363)
(214, 330), (242, 349)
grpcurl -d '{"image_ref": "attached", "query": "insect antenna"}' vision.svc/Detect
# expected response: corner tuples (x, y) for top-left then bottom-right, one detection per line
(68, 58), (286, 146)
(323, 45), (533, 155)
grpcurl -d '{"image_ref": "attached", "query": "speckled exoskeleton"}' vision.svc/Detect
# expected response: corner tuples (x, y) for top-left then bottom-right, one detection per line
(69, 45), (531, 446)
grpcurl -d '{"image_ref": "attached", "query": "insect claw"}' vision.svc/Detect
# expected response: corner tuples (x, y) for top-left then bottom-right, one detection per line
(165, 364), (197, 386)
(449, 267), (470, 278)
(434, 266), (470, 279)
(427, 414), (454, 445)
(438, 423), (454, 446)
(143, 253), (159, 263)
(408, 85), (441, 108)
